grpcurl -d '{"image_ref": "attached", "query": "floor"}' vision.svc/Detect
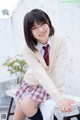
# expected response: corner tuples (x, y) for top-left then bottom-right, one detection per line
(0, 106), (29, 120)
(0, 106), (14, 120)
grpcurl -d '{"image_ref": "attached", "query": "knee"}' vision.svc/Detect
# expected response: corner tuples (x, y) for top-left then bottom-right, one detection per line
(20, 99), (38, 116)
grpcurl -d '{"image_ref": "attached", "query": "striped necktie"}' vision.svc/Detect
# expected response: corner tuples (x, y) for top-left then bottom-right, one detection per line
(43, 45), (49, 66)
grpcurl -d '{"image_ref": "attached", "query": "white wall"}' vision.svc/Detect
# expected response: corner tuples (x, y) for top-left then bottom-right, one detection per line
(0, 0), (80, 96)
(0, 0), (60, 80)
(58, 1), (80, 96)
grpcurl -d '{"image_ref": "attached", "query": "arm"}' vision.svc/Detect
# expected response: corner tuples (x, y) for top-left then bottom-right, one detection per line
(53, 35), (75, 112)
(54, 35), (68, 93)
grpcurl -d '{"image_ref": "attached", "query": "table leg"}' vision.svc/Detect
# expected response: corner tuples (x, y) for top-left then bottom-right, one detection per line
(6, 97), (14, 120)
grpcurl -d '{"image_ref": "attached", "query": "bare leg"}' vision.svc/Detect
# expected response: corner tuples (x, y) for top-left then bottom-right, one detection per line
(13, 98), (40, 120)
(20, 98), (40, 116)
(13, 102), (26, 120)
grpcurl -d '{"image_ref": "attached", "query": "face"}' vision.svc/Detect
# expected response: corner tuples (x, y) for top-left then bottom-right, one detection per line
(31, 22), (50, 44)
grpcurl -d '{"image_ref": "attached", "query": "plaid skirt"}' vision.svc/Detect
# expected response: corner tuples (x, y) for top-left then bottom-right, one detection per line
(15, 80), (51, 102)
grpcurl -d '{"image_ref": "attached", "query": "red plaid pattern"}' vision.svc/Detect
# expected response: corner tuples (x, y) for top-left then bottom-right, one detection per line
(16, 81), (51, 102)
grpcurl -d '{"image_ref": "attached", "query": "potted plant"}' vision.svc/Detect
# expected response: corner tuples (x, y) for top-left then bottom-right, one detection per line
(3, 54), (28, 84)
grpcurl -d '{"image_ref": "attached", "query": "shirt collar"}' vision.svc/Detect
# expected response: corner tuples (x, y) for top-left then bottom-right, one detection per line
(36, 38), (50, 52)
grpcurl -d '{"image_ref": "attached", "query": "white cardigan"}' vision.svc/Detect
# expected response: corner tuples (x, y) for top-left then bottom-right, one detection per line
(23, 33), (68, 103)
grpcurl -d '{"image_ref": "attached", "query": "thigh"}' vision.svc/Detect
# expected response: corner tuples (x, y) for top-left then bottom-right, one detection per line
(13, 102), (26, 120)
(20, 98), (40, 116)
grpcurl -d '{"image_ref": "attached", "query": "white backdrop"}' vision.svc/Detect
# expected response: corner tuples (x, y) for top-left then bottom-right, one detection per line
(0, 0), (80, 96)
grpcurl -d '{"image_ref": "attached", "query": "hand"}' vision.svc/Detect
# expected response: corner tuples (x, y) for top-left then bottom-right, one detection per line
(57, 99), (75, 112)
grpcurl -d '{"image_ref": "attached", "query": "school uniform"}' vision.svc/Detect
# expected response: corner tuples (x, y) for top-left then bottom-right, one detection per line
(16, 33), (68, 105)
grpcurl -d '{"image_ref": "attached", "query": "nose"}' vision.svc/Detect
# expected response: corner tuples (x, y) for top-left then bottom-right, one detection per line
(38, 26), (44, 32)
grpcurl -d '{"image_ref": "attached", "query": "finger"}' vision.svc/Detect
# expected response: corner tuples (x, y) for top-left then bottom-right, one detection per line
(66, 105), (72, 112)
(60, 105), (72, 112)
(60, 106), (67, 112)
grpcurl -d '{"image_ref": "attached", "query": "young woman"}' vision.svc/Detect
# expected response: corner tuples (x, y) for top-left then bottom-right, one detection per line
(13, 9), (75, 120)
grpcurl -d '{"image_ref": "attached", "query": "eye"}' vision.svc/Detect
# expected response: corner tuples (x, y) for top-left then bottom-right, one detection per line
(31, 26), (37, 30)
(41, 22), (47, 25)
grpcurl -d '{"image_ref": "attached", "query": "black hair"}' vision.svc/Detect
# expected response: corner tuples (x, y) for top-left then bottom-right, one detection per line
(23, 9), (55, 52)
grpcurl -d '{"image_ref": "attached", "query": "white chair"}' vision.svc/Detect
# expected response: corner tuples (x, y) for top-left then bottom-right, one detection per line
(6, 88), (80, 120)
(53, 95), (80, 120)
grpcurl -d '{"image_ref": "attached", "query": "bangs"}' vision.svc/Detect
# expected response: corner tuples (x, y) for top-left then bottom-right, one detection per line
(28, 11), (48, 30)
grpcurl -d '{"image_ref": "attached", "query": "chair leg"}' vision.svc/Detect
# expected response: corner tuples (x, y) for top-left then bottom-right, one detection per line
(54, 115), (71, 120)
(63, 117), (71, 120)
(6, 97), (14, 120)
(54, 115), (58, 120)
(77, 114), (80, 120)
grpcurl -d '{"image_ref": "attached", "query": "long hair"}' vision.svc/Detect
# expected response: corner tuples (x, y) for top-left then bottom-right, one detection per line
(23, 9), (55, 52)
